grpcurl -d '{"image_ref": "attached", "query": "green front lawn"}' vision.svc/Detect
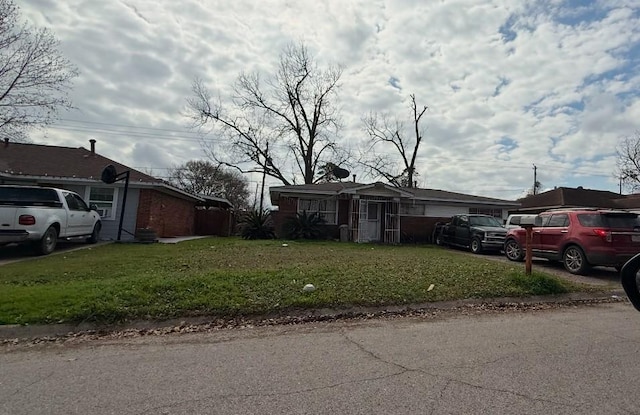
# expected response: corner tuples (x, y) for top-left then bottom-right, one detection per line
(0, 238), (588, 325)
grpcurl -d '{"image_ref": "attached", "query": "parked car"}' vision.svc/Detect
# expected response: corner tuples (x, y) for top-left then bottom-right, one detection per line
(504, 214), (538, 229)
(503, 208), (640, 274)
(0, 186), (102, 255)
(438, 214), (507, 254)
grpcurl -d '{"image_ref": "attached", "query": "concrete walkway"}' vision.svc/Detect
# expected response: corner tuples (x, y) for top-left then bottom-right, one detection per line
(157, 236), (209, 244)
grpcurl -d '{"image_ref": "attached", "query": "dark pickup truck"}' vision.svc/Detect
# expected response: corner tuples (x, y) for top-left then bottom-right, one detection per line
(437, 214), (507, 254)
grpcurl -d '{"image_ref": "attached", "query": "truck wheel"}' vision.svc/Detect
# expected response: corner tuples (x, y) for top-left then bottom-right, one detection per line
(34, 226), (58, 255)
(504, 239), (524, 262)
(87, 223), (101, 244)
(563, 245), (590, 275)
(470, 237), (483, 254)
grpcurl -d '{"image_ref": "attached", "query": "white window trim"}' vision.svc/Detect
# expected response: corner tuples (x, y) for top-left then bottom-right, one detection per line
(297, 197), (338, 225)
(85, 186), (119, 221)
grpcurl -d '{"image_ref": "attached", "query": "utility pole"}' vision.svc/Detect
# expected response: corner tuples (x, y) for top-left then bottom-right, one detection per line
(533, 164), (538, 195)
(620, 176), (623, 195)
(259, 142), (268, 212)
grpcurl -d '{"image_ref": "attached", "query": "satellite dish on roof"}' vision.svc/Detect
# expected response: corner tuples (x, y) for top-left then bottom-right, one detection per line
(101, 164), (118, 184)
(333, 166), (350, 179)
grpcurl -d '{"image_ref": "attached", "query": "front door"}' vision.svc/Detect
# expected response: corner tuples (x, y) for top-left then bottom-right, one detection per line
(365, 202), (381, 242)
(357, 200), (381, 242)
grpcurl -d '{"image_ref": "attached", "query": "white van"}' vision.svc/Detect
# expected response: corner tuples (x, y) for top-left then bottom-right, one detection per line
(504, 214), (538, 229)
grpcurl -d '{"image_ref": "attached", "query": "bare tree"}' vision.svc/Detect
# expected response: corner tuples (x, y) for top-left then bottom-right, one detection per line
(168, 160), (250, 210)
(359, 94), (428, 188)
(616, 131), (640, 192)
(525, 181), (543, 196)
(187, 42), (345, 186)
(0, 0), (78, 142)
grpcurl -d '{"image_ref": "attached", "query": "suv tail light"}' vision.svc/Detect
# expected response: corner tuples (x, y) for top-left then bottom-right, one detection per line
(19, 215), (36, 226)
(593, 228), (612, 242)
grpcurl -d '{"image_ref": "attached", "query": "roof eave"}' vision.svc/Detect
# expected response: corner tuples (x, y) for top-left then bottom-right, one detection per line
(0, 173), (204, 202)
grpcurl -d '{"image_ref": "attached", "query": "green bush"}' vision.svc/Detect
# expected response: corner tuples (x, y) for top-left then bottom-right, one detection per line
(284, 211), (326, 240)
(239, 210), (276, 240)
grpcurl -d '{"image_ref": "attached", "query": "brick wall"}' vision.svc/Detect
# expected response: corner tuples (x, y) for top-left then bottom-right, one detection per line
(271, 196), (297, 237)
(271, 196), (347, 239)
(136, 189), (196, 237)
(195, 208), (233, 236)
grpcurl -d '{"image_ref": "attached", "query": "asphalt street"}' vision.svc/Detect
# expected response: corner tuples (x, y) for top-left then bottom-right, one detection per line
(2, 302), (640, 414)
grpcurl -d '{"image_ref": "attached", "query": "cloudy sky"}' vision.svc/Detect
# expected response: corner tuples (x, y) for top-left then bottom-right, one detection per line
(19, 0), (640, 201)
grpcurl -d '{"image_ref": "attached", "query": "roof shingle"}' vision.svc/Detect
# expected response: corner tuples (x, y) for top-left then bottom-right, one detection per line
(0, 141), (162, 183)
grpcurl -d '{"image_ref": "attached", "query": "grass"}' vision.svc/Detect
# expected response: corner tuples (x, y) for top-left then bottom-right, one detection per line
(0, 238), (588, 325)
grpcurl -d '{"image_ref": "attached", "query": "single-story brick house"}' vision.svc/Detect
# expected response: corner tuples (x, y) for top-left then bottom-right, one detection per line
(0, 138), (232, 241)
(269, 181), (520, 243)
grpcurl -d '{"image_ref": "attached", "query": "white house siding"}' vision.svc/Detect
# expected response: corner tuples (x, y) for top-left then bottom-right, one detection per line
(106, 186), (140, 241)
(59, 183), (140, 241)
(426, 205), (468, 218)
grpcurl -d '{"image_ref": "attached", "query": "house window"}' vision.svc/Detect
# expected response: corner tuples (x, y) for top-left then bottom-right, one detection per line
(86, 187), (118, 220)
(469, 207), (503, 218)
(298, 198), (337, 224)
(400, 202), (426, 216)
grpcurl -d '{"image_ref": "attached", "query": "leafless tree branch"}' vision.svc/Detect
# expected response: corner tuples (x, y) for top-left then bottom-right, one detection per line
(616, 131), (640, 192)
(0, 0), (78, 142)
(359, 94), (428, 188)
(186, 42), (344, 186)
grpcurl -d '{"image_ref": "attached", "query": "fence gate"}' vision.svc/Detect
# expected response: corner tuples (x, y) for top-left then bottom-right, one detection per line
(350, 198), (360, 242)
(384, 199), (400, 244)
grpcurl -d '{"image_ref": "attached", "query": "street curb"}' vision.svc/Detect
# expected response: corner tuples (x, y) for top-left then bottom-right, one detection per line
(0, 289), (627, 342)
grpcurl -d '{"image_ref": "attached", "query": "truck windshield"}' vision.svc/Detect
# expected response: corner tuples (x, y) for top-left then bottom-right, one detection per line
(469, 216), (503, 227)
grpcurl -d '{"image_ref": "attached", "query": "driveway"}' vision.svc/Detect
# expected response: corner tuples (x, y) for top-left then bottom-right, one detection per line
(464, 249), (620, 287)
(0, 241), (109, 266)
(0, 237), (205, 266)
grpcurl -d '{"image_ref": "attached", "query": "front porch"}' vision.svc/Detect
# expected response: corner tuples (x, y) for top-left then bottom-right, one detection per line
(348, 197), (401, 244)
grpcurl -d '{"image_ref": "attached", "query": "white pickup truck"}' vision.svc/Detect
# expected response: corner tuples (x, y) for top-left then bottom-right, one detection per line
(0, 186), (102, 255)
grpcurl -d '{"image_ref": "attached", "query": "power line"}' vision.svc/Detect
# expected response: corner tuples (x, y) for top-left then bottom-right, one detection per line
(43, 120), (615, 178)
(58, 118), (202, 134)
(49, 125), (204, 142)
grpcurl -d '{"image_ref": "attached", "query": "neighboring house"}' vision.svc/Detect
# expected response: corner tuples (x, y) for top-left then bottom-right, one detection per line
(513, 186), (636, 213)
(0, 138), (232, 241)
(269, 181), (520, 243)
(613, 194), (640, 213)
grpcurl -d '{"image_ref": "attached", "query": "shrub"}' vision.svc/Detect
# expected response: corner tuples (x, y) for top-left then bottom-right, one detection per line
(284, 211), (326, 240)
(238, 210), (276, 240)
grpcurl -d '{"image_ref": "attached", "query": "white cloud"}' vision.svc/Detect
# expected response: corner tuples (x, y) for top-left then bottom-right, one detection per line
(17, 0), (640, 200)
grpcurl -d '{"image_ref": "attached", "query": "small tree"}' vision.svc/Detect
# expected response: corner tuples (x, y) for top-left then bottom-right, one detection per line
(360, 94), (428, 188)
(168, 160), (250, 210)
(616, 131), (640, 192)
(526, 181), (543, 196)
(0, 0), (78, 141)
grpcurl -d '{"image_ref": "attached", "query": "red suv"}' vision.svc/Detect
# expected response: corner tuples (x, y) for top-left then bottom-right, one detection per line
(504, 209), (640, 274)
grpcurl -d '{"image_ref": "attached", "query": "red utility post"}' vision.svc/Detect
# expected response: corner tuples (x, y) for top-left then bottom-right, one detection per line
(518, 215), (538, 275)
(525, 226), (533, 275)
